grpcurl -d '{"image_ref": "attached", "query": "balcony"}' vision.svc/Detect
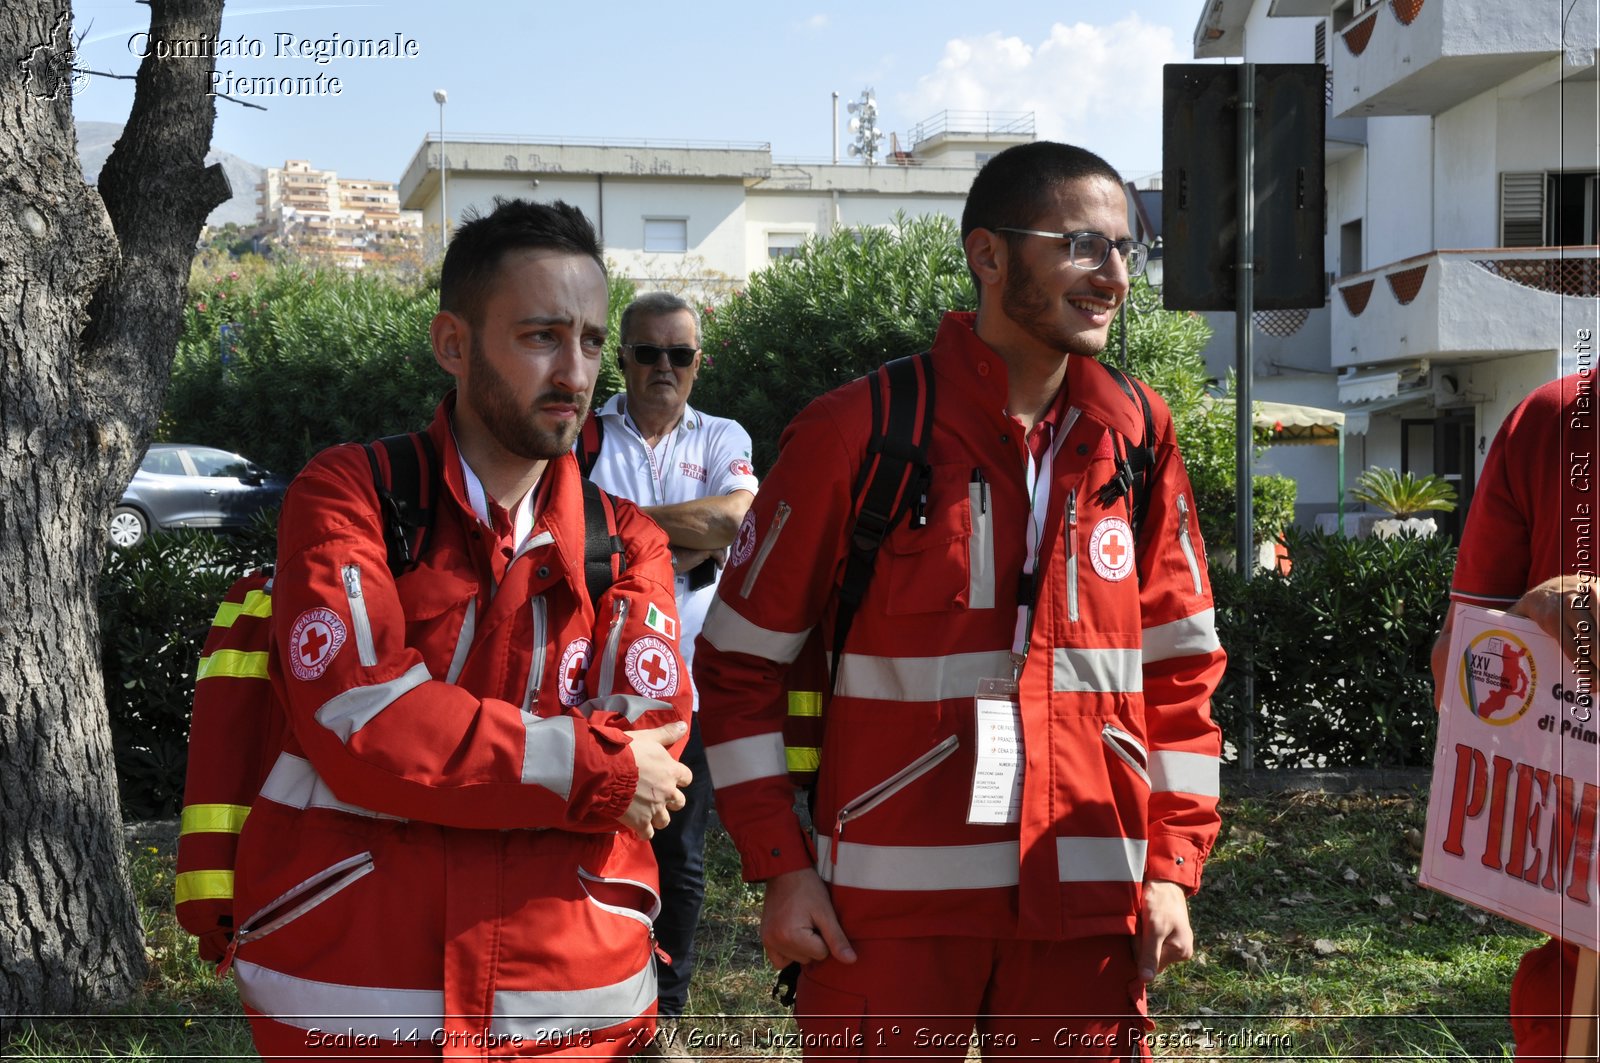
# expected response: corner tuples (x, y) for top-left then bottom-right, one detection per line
(1331, 0), (1586, 117)
(1331, 246), (1599, 370)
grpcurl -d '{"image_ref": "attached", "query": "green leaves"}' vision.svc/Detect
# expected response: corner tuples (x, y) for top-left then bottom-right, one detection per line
(1351, 467), (1459, 519)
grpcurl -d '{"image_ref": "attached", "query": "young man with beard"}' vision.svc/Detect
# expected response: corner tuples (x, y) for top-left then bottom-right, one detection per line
(694, 142), (1226, 1059)
(230, 198), (694, 1059)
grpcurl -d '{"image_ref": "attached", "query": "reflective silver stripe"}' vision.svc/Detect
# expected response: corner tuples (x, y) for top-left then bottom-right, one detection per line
(815, 837), (1019, 890)
(520, 714), (576, 797)
(1176, 494), (1203, 594)
(521, 596), (545, 711)
(493, 958), (655, 1039)
(835, 650), (1014, 703)
(579, 694), (666, 724)
(578, 867), (662, 928)
(233, 958), (442, 1037)
(700, 600), (810, 664)
(968, 481), (995, 610)
(704, 732), (788, 789)
(1055, 836), (1147, 882)
(1051, 648), (1143, 693)
(1150, 750), (1221, 797)
(512, 529), (556, 562)
(1142, 608), (1220, 664)
(740, 501), (790, 599)
(314, 662), (432, 740)
(445, 596), (478, 685)
(257, 752), (404, 820)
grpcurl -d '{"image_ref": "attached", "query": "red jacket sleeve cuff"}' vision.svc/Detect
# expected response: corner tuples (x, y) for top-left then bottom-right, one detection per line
(1147, 833), (1207, 894)
(732, 813), (816, 883)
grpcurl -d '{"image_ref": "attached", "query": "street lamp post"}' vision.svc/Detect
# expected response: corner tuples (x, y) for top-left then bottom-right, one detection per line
(433, 88), (448, 247)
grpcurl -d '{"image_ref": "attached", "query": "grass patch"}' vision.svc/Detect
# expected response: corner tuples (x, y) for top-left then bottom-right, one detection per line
(5, 789), (1539, 1059)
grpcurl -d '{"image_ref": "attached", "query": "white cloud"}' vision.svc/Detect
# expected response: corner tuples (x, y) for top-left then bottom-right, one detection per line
(897, 16), (1186, 177)
(800, 13), (830, 31)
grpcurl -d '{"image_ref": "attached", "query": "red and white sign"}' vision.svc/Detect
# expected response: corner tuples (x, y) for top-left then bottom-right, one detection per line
(1420, 605), (1600, 950)
(731, 510), (757, 568)
(1089, 517), (1135, 582)
(624, 635), (679, 698)
(730, 458), (755, 479)
(557, 638), (593, 708)
(288, 608), (346, 681)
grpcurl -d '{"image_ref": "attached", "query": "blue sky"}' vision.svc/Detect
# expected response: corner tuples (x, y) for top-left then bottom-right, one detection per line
(69, 0), (1212, 184)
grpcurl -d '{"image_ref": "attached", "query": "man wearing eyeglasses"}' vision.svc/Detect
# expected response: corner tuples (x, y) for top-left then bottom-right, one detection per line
(695, 142), (1225, 1059)
(582, 292), (759, 1045)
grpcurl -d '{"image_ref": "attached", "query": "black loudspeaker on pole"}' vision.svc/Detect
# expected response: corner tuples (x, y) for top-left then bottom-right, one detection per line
(1162, 64), (1327, 312)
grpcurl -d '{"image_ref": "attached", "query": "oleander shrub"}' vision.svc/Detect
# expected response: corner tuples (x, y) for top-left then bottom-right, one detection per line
(1211, 526), (1456, 768)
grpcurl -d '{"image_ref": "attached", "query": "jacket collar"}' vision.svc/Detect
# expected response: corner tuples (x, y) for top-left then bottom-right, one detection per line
(931, 311), (1144, 442)
(597, 391), (701, 433)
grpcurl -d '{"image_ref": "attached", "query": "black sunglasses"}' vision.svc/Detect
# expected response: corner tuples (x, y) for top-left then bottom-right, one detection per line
(623, 343), (698, 368)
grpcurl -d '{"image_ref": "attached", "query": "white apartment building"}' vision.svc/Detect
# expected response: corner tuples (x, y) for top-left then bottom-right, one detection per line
(259, 159), (424, 269)
(1193, 0), (1599, 538)
(396, 112), (1034, 292)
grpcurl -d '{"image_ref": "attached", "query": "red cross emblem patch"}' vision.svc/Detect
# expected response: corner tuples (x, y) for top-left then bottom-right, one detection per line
(624, 635), (679, 698)
(288, 607), (347, 681)
(730, 510), (757, 568)
(557, 638), (593, 707)
(1089, 516), (1135, 583)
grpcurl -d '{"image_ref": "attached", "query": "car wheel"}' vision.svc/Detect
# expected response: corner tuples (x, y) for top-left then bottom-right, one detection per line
(109, 506), (148, 549)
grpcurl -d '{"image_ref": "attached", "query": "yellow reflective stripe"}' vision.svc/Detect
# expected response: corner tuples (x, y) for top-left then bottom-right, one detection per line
(196, 649), (270, 682)
(180, 803), (250, 836)
(175, 869), (235, 904)
(213, 590), (273, 629)
(786, 747), (820, 773)
(787, 691), (823, 718)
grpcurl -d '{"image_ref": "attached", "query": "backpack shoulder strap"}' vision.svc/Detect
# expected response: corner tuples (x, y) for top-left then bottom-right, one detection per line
(580, 478), (627, 606)
(830, 350), (936, 688)
(1094, 362), (1159, 537)
(576, 415), (605, 478)
(364, 431), (440, 577)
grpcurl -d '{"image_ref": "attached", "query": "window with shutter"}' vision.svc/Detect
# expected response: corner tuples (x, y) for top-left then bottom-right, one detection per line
(1499, 172), (1546, 247)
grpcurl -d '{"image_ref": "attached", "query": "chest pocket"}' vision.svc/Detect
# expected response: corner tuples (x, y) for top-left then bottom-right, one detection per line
(398, 566), (478, 677)
(880, 463), (974, 615)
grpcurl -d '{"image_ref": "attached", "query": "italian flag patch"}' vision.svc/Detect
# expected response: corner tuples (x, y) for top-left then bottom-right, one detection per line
(644, 602), (678, 641)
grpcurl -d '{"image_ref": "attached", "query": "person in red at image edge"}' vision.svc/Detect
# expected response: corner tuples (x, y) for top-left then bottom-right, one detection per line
(1431, 372), (1600, 1061)
(230, 199), (693, 1060)
(694, 142), (1226, 1059)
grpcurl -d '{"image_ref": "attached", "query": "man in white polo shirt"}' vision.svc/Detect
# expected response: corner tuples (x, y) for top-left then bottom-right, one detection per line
(582, 291), (759, 1033)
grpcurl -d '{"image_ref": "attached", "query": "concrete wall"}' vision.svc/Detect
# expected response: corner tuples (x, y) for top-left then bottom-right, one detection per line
(1434, 93), (1498, 248)
(1364, 116), (1434, 267)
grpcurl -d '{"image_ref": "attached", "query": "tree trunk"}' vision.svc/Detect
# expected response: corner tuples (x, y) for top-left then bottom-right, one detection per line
(0, 0), (229, 1017)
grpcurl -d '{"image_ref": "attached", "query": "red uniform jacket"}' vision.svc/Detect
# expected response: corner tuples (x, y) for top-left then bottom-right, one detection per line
(695, 312), (1226, 941)
(231, 396), (691, 1056)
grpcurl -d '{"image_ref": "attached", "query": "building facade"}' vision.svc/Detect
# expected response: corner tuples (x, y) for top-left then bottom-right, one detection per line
(395, 113), (1035, 294)
(258, 159), (424, 269)
(1191, 0), (1599, 537)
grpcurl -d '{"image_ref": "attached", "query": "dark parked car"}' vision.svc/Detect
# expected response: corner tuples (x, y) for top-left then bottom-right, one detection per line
(110, 444), (288, 549)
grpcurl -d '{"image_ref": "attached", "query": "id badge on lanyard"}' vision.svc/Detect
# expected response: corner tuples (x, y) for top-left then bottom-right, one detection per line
(967, 677), (1023, 825)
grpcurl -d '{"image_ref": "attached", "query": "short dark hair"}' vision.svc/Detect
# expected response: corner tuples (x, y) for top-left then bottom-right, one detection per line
(439, 198), (605, 325)
(960, 141), (1125, 242)
(620, 292), (701, 348)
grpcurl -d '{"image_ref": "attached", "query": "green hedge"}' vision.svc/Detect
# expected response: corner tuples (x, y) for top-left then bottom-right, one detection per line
(100, 521), (275, 817)
(1211, 527), (1456, 769)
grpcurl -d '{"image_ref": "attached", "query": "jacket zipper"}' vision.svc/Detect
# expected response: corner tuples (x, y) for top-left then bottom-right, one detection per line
(830, 734), (959, 869)
(523, 596), (547, 711)
(740, 501), (791, 599)
(1101, 724), (1151, 788)
(1066, 489), (1080, 623)
(444, 596), (477, 685)
(234, 850), (375, 947)
(1176, 493), (1203, 594)
(597, 598), (629, 697)
(341, 564), (378, 667)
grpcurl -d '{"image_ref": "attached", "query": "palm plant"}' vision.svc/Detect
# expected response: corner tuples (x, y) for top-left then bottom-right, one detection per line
(1350, 467), (1458, 519)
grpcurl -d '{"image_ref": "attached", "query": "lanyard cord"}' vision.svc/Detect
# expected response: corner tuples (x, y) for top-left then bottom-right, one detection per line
(1012, 408), (1078, 661)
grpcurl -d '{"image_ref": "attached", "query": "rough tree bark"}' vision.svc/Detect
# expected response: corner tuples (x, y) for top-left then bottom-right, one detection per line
(0, 0), (230, 1016)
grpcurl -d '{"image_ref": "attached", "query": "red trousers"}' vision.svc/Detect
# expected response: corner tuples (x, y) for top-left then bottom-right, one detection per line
(1512, 939), (1579, 1061)
(794, 935), (1153, 1061)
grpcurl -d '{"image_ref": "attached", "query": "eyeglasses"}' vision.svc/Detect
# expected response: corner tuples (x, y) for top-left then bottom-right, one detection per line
(622, 343), (699, 368)
(995, 227), (1150, 278)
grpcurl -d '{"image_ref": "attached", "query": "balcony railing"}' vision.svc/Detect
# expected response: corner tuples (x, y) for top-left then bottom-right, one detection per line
(905, 110), (1035, 147)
